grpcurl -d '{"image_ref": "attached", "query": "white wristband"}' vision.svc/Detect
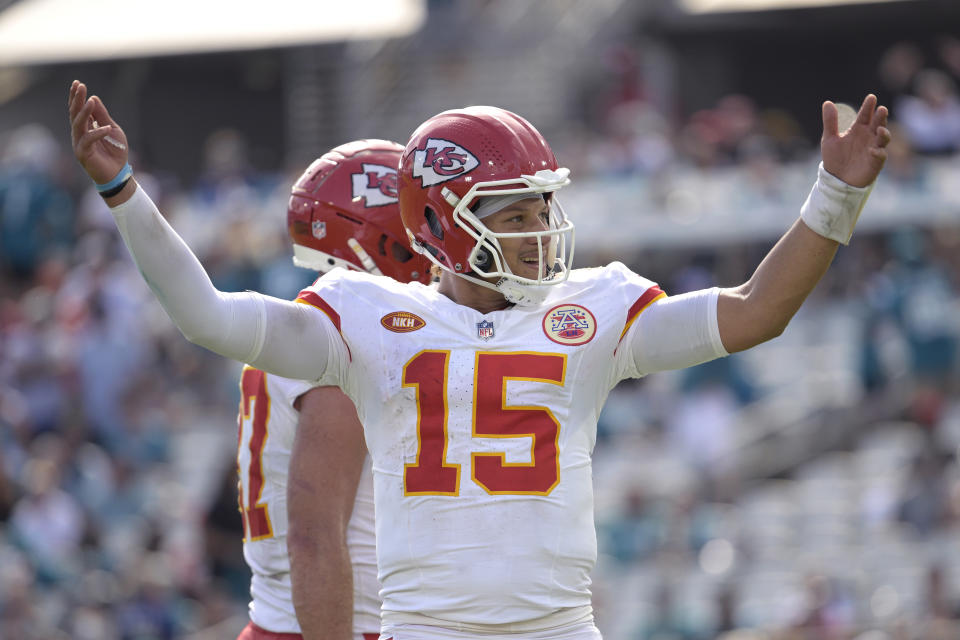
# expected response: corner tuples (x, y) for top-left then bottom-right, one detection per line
(799, 162), (874, 245)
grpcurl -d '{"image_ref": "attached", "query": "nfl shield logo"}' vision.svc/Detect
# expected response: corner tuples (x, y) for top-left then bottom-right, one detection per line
(311, 220), (327, 240)
(476, 319), (494, 341)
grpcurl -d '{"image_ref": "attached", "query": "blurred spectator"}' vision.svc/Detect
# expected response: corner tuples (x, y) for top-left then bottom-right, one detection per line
(897, 448), (949, 536)
(937, 36), (960, 82)
(74, 287), (150, 452)
(8, 456), (85, 584)
(605, 487), (664, 564)
(757, 108), (812, 163)
(713, 94), (761, 164)
(0, 124), (75, 278)
(790, 573), (856, 640)
(602, 99), (676, 177)
(923, 564), (960, 622)
(879, 122), (926, 187)
(857, 228), (958, 413)
(667, 381), (740, 480)
(635, 582), (701, 640)
(115, 553), (183, 639)
(877, 42), (924, 98)
(203, 461), (250, 602)
(895, 69), (960, 155)
(713, 584), (739, 637)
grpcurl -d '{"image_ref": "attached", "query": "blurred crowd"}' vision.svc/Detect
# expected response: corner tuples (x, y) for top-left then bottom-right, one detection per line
(590, 222), (960, 640)
(577, 34), (960, 640)
(1, 35), (960, 640)
(561, 35), (960, 183)
(0, 124), (306, 638)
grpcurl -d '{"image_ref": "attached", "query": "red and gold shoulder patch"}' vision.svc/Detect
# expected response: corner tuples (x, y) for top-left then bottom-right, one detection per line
(542, 304), (597, 346)
(381, 311), (426, 333)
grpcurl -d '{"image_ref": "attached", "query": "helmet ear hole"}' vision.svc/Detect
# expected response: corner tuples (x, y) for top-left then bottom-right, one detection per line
(474, 246), (493, 269)
(391, 242), (414, 263)
(424, 207), (444, 240)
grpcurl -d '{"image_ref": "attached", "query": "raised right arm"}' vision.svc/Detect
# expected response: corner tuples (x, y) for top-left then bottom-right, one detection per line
(69, 81), (335, 381)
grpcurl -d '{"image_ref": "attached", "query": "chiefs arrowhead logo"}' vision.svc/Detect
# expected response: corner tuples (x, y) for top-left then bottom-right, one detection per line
(351, 163), (399, 207)
(411, 138), (479, 187)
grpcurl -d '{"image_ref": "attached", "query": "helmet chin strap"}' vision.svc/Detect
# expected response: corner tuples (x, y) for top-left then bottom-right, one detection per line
(347, 238), (384, 276)
(450, 270), (550, 306)
(495, 277), (550, 306)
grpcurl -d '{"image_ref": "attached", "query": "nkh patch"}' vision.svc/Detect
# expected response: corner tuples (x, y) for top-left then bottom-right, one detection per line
(542, 304), (597, 346)
(311, 220), (326, 240)
(380, 311), (426, 333)
(476, 319), (495, 341)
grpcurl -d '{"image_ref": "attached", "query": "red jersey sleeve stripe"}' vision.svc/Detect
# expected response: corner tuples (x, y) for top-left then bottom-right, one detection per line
(618, 286), (667, 343)
(296, 291), (341, 329)
(295, 291), (352, 361)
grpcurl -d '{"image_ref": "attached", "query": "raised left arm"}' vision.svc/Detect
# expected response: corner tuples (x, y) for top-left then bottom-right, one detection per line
(718, 94), (891, 353)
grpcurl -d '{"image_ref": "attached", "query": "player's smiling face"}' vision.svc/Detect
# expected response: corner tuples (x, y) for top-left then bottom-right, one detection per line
(482, 197), (552, 279)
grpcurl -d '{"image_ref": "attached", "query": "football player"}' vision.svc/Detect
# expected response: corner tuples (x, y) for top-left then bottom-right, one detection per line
(235, 140), (432, 640)
(69, 79), (889, 640)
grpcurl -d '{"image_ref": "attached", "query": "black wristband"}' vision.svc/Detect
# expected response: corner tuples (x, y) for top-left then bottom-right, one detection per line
(98, 177), (131, 199)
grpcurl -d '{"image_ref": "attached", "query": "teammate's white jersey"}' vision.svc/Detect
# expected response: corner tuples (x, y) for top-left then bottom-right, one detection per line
(237, 368), (380, 634)
(296, 262), (726, 628)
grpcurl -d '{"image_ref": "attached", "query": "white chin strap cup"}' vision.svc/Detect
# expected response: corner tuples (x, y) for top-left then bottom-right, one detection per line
(496, 277), (550, 306)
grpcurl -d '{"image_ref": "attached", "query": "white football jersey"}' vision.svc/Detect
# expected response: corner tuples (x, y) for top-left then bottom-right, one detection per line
(295, 262), (720, 627)
(237, 367), (380, 634)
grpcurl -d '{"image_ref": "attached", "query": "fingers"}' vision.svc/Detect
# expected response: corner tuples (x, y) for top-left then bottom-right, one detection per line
(68, 82), (114, 131)
(856, 93), (877, 126)
(76, 125), (116, 156)
(69, 84), (125, 153)
(70, 92), (97, 145)
(68, 80), (80, 110)
(841, 95), (889, 140)
(89, 95), (116, 127)
(68, 81), (87, 125)
(871, 104), (889, 131)
(822, 100), (839, 139)
(877, 125), (892, 148)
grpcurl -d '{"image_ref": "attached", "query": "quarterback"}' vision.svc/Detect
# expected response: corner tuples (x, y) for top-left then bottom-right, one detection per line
(69, 80), (889, 639)
(235, 140), (431, 640)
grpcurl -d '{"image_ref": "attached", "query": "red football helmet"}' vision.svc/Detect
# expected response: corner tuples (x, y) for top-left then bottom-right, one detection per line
(288, 139), (431, 284)
(398, 106), (574, 305)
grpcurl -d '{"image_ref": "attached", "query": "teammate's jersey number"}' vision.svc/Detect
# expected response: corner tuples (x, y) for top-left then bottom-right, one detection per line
(403, 351), (566, 496)
(238, 368), (272, 540)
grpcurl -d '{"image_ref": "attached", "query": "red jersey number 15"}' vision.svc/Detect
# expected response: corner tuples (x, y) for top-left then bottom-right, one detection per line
(402, 350), (566, 497)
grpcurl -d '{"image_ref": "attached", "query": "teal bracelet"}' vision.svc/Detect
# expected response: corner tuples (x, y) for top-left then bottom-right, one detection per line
(96, 163), (133, 194)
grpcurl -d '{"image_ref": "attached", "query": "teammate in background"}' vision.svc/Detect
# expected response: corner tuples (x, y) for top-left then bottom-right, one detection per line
(235, 140), (432, 640)
(69, 80), (890, 639)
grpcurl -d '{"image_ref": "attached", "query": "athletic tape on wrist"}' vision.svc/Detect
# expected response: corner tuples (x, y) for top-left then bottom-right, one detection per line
(799, 162), (874, 245)
(96, 163), (133, 195)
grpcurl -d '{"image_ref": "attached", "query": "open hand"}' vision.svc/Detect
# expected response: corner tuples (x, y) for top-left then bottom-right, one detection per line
(820, 94), (891, 188)
(68, 80), (129, 185)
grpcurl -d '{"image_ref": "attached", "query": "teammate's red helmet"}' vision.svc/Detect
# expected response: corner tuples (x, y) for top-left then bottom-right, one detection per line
(288, 139), (431, 285)
(398, 107), (574, 304)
